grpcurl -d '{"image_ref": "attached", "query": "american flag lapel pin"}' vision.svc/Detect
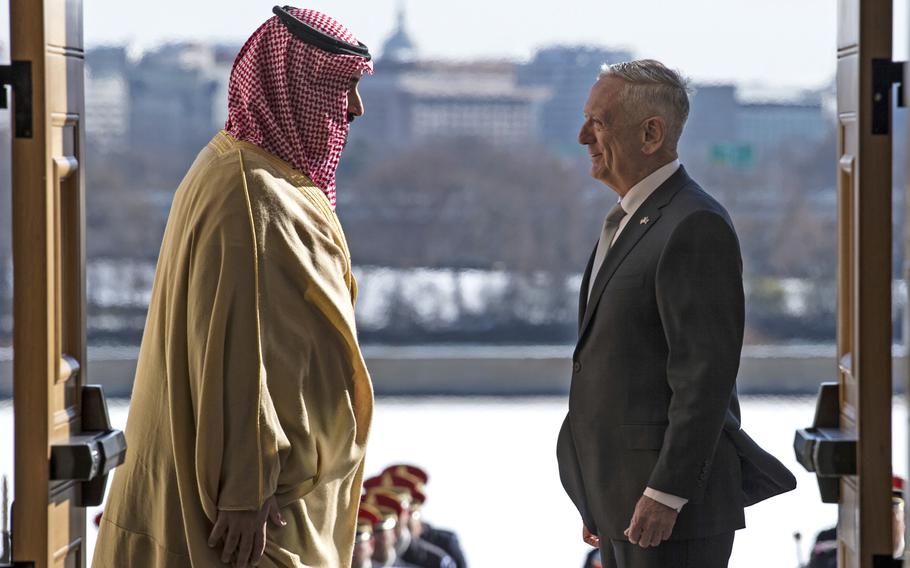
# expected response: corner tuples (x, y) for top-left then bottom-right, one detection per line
(640, 216), (650, 225)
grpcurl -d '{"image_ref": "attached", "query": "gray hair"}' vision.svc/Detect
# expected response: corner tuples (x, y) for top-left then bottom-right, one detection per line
(598, 59), (692, 148)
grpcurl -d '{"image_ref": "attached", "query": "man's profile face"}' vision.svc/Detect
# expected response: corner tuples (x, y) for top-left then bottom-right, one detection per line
(347, 75), (365, 123)
(578, 76), (642, 190)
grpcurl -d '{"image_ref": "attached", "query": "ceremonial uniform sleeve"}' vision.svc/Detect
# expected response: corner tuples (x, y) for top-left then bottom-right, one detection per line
(186, 177), (291, 518)
(649, 210), (744, 502)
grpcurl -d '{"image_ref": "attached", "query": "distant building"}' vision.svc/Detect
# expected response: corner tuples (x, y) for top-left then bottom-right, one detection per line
(737, 101), (828, 152)
(518, 46), (633, 152)
(85, 47), (130, 152)
(355, 8), (549, 148)
(210, 43), (241, 132)
(381, 5), (418, 64)
(682, 84), (738, 151)
(127, 43), (219, 159)
(360, 61), (549, 148)
(680, 84), (829, 168)
(396, 62), (546, 146)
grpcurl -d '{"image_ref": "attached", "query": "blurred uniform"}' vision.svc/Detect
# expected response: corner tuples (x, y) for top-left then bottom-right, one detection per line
(807, 528), (836, 568)
(366, 490), (421, 567)
(401, 537), (455, 568)
(355, 505), (382, 568)
(894, 476), (906, 558)
(420, 524), (466, 568)
(367, 485), (455, 568)
(583, 549), (602, 568)
(807, 475), (904, 568)
(382, 465), (469, 568)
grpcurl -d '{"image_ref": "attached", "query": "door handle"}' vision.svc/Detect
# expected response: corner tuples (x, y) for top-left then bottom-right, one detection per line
(793, 382), (856, 503)
(49, 385), (126, 507)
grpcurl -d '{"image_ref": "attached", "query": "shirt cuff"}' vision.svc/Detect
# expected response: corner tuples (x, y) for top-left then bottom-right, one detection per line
(644, 487), (688, 512)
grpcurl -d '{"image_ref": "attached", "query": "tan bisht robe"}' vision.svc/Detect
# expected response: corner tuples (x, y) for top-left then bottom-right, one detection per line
(93, 131), (373, 567)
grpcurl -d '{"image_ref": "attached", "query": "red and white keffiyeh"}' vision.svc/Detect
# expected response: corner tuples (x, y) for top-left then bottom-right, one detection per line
(225, 7), (373, 208)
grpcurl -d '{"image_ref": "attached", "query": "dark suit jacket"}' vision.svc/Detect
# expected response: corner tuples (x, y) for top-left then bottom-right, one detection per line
(556, 166), (796, 542)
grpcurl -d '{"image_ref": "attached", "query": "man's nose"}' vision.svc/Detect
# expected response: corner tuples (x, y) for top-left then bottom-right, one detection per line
(348, 92), (364, 118)
(578, 121), (592, 145)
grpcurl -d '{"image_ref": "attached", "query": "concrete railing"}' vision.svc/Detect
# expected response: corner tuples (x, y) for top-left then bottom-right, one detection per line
(2, 344), (906, 398)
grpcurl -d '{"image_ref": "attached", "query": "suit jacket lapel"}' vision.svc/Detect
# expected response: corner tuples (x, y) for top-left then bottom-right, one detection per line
(578, 242), (598, 330)
(577, 166), (692, 342)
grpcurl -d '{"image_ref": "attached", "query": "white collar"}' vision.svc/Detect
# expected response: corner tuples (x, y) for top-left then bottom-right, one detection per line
(619, 159), (680, 216)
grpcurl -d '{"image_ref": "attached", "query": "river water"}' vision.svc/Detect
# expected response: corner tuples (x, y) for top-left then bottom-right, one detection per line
(0, 395), (906, 567)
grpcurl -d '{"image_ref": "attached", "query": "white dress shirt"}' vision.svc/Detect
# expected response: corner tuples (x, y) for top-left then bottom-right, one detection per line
(589, 159), (688, 512)
(588, 159), (680, 298)
(612, 159), (680, 246)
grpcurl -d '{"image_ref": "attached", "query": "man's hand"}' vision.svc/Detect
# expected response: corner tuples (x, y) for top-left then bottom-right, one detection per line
(582, 524), (600, 548)
(208, 495), (286, 567)
(623, 495), (678, 548)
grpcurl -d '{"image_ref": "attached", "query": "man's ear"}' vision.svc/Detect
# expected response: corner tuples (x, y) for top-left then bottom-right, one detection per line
(641, 116), (667, 156)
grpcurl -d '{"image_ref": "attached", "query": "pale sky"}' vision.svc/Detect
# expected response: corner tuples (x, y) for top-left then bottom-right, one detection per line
(15, 0), (910, 90)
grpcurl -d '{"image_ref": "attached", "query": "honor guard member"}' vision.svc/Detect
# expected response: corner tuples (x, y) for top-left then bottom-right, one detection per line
(807, 475), (905, 567)
(387, 474), (428, 538)
(361, 497), (403, 568)
(382, 465), (468, 568)
(373, 483), (455, 568)
(367, 492), (419, 567)
(368, 490), (416, 561)
(355, 505), (382, 568)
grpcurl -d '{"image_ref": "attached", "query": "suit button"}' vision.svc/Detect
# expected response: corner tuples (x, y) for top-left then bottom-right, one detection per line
(573, 361), (582, 373)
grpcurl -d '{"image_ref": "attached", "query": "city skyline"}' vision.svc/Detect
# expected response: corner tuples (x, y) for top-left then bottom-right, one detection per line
(0, 2), (907, 92)
(71, 0), (853, 91)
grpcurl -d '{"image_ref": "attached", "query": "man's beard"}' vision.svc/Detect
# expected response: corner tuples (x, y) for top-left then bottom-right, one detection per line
(342, 113), (355, 149)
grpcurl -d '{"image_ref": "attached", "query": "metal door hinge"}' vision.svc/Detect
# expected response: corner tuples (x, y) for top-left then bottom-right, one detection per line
(872, 58), (906, 135)
(0, 61), (31, 138)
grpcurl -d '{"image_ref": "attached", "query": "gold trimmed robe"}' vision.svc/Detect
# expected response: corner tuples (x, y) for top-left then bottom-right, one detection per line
(93, 131), (373, 567)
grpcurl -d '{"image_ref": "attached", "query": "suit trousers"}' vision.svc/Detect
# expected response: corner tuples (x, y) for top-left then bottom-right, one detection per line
(601, 532), (735, 568)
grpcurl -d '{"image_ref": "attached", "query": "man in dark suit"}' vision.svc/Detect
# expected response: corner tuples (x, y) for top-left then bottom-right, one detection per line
(556, 59), (796, 568)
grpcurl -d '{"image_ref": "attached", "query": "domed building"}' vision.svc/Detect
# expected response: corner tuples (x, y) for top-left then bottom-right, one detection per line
(352, 3), (553, 151)
(380, 5), (418, 63)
